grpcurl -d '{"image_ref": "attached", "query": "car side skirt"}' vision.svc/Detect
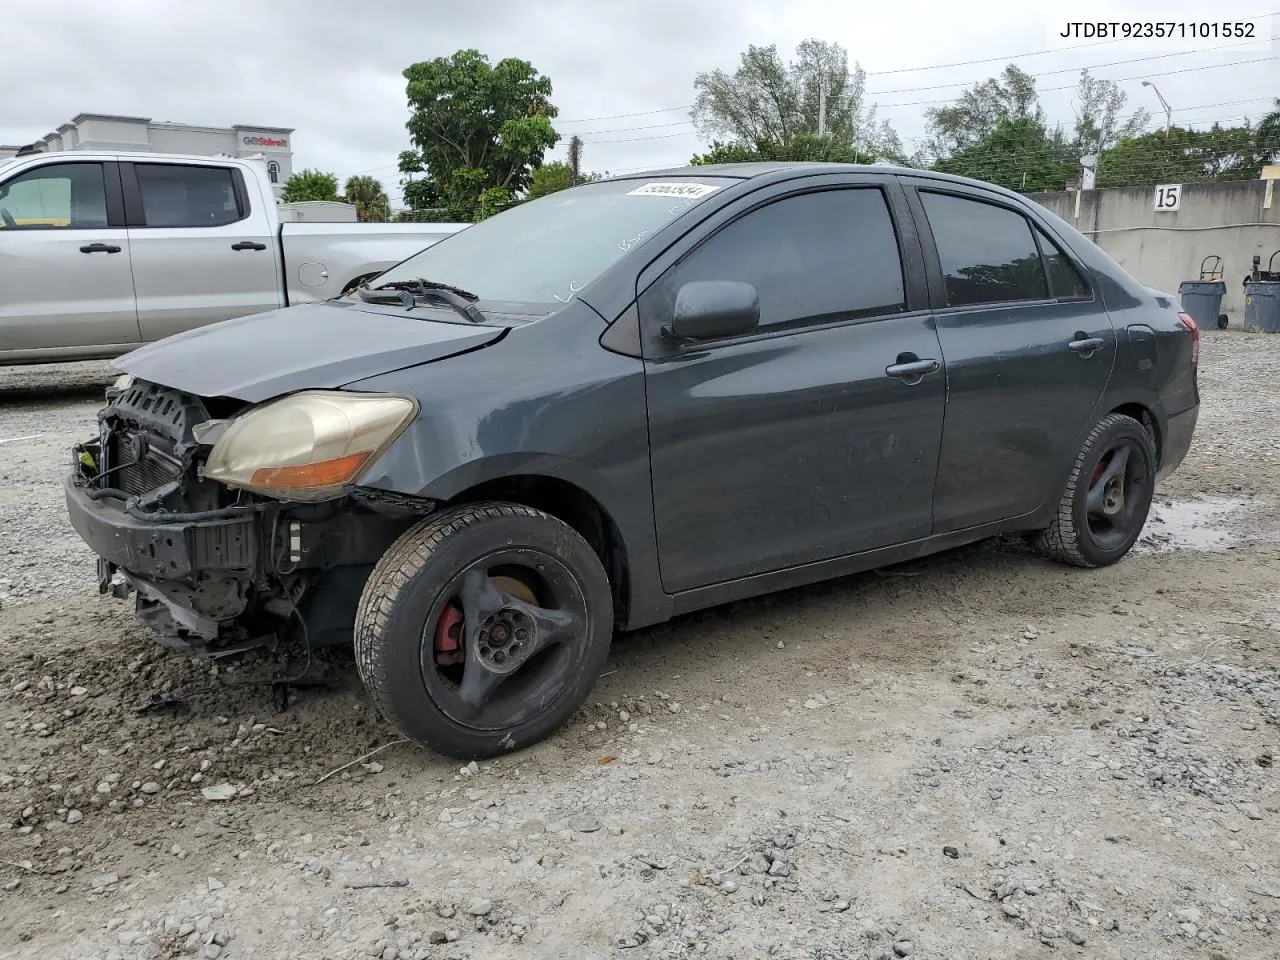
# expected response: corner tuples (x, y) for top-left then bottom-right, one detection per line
(661, 511), (1050, 622)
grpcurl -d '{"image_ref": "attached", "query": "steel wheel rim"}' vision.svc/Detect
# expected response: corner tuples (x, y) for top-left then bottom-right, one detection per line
(418, 548), (591, 732)
(1084, 438), (1150, 551)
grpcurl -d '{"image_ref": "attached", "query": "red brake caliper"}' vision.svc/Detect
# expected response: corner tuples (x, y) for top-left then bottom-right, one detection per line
(434, 576), (537, 667)
(435, 602), (464, 664)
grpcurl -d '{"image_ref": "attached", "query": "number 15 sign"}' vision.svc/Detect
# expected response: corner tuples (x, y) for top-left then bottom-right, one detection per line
(1154, 184), (1182, 212)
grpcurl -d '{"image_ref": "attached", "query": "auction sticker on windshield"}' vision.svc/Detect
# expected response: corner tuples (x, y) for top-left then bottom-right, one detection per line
(626, 182), (721, 199)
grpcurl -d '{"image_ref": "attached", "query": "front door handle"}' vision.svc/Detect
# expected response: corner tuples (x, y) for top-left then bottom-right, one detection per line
(79, 243), (121, 254)
(231, 241), (267, 251)
(1069, 335), (1106, 355)
(885, 357), (942, 385)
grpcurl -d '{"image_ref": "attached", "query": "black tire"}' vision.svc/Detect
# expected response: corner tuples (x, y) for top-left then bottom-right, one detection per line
(1037, 413), (1157, 568)
(1217, 314), (1229, 330)
(354, 501), (613, 759)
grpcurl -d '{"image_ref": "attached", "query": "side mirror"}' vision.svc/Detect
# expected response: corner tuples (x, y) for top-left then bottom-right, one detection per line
(664, 280), (760, 340)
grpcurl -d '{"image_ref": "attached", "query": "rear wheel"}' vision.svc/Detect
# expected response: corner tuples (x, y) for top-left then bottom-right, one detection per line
(354, 502), (613, 758)
(1037, 413), (1156, 568)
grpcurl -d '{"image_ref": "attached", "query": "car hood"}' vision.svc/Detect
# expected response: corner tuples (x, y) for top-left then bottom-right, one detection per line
(115, 302), (506, 402)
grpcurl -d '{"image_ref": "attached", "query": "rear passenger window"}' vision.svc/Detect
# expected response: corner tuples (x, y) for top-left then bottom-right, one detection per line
(920, 191), (1049, 307)
(659, 188), (906, 332)
(1036, 227), (1092, 299)
(134, 164), (244, 228)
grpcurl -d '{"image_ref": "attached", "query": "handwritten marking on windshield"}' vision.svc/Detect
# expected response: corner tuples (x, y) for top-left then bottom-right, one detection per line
(553, 280), (585, 303)
(617, 229), (651, 253)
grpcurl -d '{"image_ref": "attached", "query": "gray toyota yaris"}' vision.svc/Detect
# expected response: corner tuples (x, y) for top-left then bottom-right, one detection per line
(66, 162), (1200, 758)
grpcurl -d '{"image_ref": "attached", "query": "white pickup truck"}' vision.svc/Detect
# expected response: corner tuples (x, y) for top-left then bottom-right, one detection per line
(0, 151), (467, 365)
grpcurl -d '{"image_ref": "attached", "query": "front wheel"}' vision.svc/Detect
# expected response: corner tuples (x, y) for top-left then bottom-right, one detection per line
(1037, 413), (1157, 568)
(354, 502), (613, 758)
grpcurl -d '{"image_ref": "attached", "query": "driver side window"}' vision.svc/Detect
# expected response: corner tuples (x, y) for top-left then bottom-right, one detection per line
(644, 187), (907, 337)
(0, 162), (109, 230)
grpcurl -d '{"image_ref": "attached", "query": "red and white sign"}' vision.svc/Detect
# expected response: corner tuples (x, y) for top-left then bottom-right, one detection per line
(242, 135), (288, 148)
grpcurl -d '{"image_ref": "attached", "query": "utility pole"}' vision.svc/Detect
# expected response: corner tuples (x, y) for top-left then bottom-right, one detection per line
(817, 77), (827, 137)
(1141, 80), (1172, 133)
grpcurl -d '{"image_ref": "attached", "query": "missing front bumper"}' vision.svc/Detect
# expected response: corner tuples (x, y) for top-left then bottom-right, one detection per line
(64, 474), (258, 580)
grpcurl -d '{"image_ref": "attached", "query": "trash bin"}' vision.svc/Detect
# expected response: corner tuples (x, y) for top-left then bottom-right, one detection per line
(1244, 282), (1280, 333)
(1242, 250), (1280, 334)
(1177, 256), (1228, 331)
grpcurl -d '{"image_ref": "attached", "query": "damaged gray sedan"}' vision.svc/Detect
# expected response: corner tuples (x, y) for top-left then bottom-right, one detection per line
(66, 163), (1200, 758)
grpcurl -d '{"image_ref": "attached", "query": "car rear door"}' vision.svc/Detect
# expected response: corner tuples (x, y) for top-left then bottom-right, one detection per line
(122, 160), (282, 343)
(0, 159), (140, 356)
(900, 177), (1116, 533)
(638, 174), (946, 593)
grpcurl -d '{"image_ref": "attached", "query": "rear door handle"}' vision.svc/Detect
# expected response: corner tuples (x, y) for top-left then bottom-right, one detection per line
(79, 243), (121, 254)
(1069, 335), (1106, 355)
(885, 357), (941, 385)
(231, 241), (267, 251)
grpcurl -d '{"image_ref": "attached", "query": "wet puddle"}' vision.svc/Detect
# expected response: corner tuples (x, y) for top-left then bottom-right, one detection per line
(1136, 496), (1250, 554)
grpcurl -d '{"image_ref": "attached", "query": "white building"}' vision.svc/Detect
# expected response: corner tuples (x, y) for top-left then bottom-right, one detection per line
(0, 114), (295, 198)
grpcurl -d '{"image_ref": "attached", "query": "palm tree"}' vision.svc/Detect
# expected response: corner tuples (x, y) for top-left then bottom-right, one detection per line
(343, 175), (390, 222)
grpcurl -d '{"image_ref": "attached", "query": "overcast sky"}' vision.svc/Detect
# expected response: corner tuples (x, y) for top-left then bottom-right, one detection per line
(3, 1), (1276, 205)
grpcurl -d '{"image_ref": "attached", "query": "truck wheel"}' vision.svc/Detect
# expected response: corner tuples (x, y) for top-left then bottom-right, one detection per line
(1037, 413), (1157, 568)
(354, 502), (613, 759)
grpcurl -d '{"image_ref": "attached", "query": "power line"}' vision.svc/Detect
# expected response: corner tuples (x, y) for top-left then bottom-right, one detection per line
(582, 57), (1274, 144)
(573, 95), (1278, 141)
(571, 120), (695, 136)
(874, 55), (1275, 110)
(863, 39), (1263, 96)
(554, 19), (1277, 125)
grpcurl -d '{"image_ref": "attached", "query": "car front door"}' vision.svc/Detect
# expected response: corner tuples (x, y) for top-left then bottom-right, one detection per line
(0, 159), (140, 357)
(901, 180), (1116, 533)
(638, 176), (947, 594)
(122, 161), (282, 343)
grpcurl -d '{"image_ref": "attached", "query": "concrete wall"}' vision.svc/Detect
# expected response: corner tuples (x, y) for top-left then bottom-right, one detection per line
(1027, 180), (1280, 321)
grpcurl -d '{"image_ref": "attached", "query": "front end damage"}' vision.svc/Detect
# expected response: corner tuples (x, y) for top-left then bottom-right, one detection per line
(66, 379), (430, 656)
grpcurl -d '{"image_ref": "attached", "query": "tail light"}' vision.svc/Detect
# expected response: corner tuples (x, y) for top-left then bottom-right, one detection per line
(1178, 311), (1199, 367)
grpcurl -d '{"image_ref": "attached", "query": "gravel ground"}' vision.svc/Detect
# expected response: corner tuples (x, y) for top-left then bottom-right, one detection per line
(1, 334), (1278, 960)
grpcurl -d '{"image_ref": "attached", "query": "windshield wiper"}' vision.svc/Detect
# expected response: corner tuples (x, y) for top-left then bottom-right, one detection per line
(358, 278), (487, 324)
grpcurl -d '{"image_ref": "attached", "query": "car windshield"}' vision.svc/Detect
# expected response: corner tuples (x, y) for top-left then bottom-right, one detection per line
(370, 177), (735, 308)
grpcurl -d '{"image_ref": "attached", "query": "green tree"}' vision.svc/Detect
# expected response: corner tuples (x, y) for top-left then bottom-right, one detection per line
(1098, 123), (1265, 187)
(566, 134), (584, 185)
(399, 49), (559, 221)
(342, 175), (390, 222)
(1071, 69), (1148, 158)
(526, 161), (603, 199)
(1257, 99), (1280, 163)
(692, 40), (901, 161)
(281, 169), (341, 203)
(924, 65), (1040, 158)
(691, 132), (879, 166)
(933, 117), (1075, 191)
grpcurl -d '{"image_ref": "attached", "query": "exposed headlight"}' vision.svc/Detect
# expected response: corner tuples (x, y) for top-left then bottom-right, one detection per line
(113, 374), (134, 391)
(203, 391), (418, 502)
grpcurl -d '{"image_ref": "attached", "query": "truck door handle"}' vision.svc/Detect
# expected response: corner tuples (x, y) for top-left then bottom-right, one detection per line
(231, 241), (267, 251)
(885, 356), (941, 385)
(1069, 335), (1106, 355)
(79, 243), (121, 254)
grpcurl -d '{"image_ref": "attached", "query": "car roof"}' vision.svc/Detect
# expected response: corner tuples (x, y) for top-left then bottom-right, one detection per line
(2, 150), (264, 166)
(602, 161), (1029, 203)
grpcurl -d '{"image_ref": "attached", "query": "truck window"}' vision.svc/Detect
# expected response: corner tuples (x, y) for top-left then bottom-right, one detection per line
(134, 164), (245, 228)
(0, 162), (108, 229)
